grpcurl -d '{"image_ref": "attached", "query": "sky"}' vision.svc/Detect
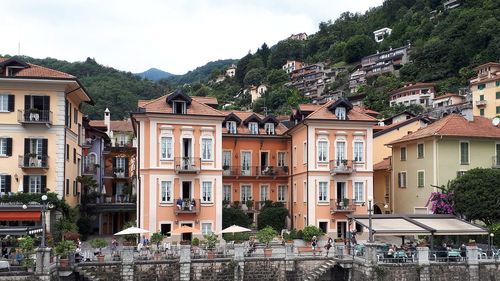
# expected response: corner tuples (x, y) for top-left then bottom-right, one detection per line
(1, 0), (384, 75)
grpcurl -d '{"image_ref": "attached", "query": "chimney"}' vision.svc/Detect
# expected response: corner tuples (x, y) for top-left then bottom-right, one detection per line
(461, 108), (474, 122)
(104, 108), (111, 134)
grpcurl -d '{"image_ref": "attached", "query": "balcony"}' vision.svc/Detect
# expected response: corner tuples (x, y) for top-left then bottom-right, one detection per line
(231, 200), (273, 212)
(82, 164), (98, 175)
(475, 100), (487, 107)
(103, 167), (129, 178)
(19, 154), (49, 169)
(113, 139), (133, 148)
(174, 199), (201, 215)
(18, 110), (52, 125)
(493, 156), (500, 169)
(86, 194), (136, 212)
(174, 157), (201, 174)
(330, 199), (357, 214)
(222, 166), (289, 177)
(330, 160), (356, 175)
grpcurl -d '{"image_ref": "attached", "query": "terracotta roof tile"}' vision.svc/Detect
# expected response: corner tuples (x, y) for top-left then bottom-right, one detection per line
(221, 110), (288, 135)
(374, 157), (391, 170)
(305, 100), (378, 122)
(388, 114), (500, 145)
(0, 57), (75, 79)
(298, 104), (321, 112)
(88, 120), (133, 132)
(390, 82), (435, 95)
(433, 93), (462, 100)
(192, 96), (218, 105)
(138, 93), (224, 116)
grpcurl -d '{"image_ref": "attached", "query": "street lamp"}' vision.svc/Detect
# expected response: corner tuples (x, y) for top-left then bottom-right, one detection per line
(367, 196), (373, 243)
(23, 195), (50, 248)
(489, 233), (495, 257)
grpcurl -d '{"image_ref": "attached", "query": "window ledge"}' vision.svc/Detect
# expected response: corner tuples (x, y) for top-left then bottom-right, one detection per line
(159, 203), (173, 206)
(0, 155), (9, 158)
(201, 202), (214, 206)
(317, 202), (329, 205)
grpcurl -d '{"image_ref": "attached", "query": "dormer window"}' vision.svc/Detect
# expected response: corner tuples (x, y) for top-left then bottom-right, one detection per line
(249, 122), (259, 134)
(172, 101), (186, 114)
(226, 121), (237, 134)
(264, 123), (275, 135)
(335, 107), (346, 120)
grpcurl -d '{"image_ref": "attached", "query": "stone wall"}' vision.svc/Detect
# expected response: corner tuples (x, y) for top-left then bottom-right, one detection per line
(479, 263), (500, 281)
(429, 263), (470, 281)
(134, 261), (180, 281)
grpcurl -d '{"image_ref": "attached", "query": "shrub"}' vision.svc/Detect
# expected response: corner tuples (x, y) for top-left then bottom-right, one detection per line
(63, 231), (80, 242)
(150, 232), (164, 249)
(296, 230), (304, 239)
(19, 236), (35, 254)
(89, 238), (107, 254)
(55, 240), (76, 259)
(302, 226), (324, 242)
(256, 226), (277, 247)
(76, 216), (92, 240)
(257, 203), (288, 231)
(192, 237), (200, 246)
(223, 232), (250, 243)
(222, 207), (251, 229)
(203, 233), (217, 250)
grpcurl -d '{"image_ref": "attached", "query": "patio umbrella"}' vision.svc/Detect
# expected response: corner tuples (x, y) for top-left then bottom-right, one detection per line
(170, 225), (199, 234)
(114, 227), (149, 236)
(219, 225), (251, 234)
(101, 184), (106, 195)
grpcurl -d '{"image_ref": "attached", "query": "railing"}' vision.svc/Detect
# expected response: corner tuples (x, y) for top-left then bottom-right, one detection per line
(223, 166), (289, 177)
(103, 167), (129, 178)
(174, 157), (201, 173)
(330, 160), (356, 174)
(231, 200), (274, 212)
(492, 156), (500, 169)
(330, 199), (357, 213)
(18, 109), (52, 124)
(87, 195), (136, 204)
(377, 250), (418, 263)
(18, 154), (49, 168)
(82, 164), (98, 175)
(113, 139), (133, 148)
(475, 100), (487, 107)
(174, 199), (200, 215)
(429, 250), (466, 262)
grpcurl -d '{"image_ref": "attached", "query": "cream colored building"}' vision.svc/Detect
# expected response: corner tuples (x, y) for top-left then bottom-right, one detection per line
(388, 114), (500, 214)
(471, 62), (500, 118)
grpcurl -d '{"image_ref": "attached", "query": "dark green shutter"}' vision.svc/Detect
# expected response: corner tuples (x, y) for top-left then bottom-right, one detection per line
(24, 95), (30, 109)
(124, 158), (129, 177)
(113, 157), (117, 169)
(42, 139), (48, 167)
(112, 183), (116, 196)
(23, 176), (29, 193)
(41, 176), (46, 193)
(42, 96), (50, 111)
(24, 139), (30, 166)
(7, 95), (14, 112)
(6, 138), (12, 156)
(5, 175), (11, 193)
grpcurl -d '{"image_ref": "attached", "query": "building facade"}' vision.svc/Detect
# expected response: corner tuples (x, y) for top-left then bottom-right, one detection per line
(471, 62), (500, 118)
(389, 83), (436, 107)
(361, 44), (411, 78)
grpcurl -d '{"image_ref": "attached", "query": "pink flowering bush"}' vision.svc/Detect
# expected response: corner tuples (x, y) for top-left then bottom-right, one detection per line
(429, 192), (454, 214)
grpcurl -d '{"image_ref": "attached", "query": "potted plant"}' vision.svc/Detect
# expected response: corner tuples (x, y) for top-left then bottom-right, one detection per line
(19, 236), (35, 272)
(246, 200), (254, 209)
(256, 226), (277, 257)
(204, 233), (218, 259)
(150, 232), (164, 260)
(122, 221), (138, 246)
(55, 240), (76, 267)
(192, 237), (200, 247)
(89, 238), (107, 262)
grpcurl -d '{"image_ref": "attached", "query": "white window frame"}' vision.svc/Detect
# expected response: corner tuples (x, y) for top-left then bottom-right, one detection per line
(400, 147), (407, 161)
(335, 107), (346, 120)
(201, 222), (213, 235)
(317, 140), (328, 163)
(240, 151), (251, 176)
(0, 138), (7, 156)
(201, 137), (213, 161)
(260, 185), (269, 201)
(303, 181), (307, 203)
(240, 184), (252, 202)
(353, 140), (364, 163)
(417, 143), (424, 159)
(222, 150), (231, 167)
(160, 181), (173, 203)
(277, 151), (287, 167)
(303, 142), (307, 164)
(160, 136), (173, 160)
(172, 101), (186, 114)
(264, 123), (275, 135)
(201, 181), (213, 203)
(223, 184), (231, 202)
(0, 175), (7, 193)
(335, 140), (346, 162)
(226, 121), (237, 134)
(398, 171), (407, 188)
(277, 185), (286, 202)
(293, 182), (297, 203)
(29, 175), (41, 193)
(249, 122), (259, 134)
(354, 182), (364, 203)
(459, 141), (469, 165)
(318, 182), (328, 203)
(0, 95), (8, 112)
(417, 170), (425, 187)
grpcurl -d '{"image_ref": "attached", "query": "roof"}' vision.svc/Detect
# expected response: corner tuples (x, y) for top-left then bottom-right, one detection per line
(433, 93), (463, 100)
(304, 100), (378, 122)
(374, 116), (429, 137)
(358, 107), (380, 117)
(387, 114), (500, 145)
(0, 57), (75, 79)
(88, 119), (133, 132)
(474, 62), (500, 71)
(192, 96), (218, 106)
(381, 111), (416, 124)
(221, 110), (289, 135)
(137, 92), (225, 117)
(390, 82), (435, 95)
(298, 104), (321, 113)
(374, 158), (391, 170)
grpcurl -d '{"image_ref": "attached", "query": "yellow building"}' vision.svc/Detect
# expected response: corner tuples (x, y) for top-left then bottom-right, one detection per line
(0, 57), (93, 221)
(471, 62), (500, 118)
(388, 114), (500, 214)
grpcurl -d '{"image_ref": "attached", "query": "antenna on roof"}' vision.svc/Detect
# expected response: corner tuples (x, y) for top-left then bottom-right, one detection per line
(18, 41), (21, 56)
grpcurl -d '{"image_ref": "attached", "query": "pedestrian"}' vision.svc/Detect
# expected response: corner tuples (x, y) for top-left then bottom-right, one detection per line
(311, 236), (318, 255)
(324, 237), (333, 256)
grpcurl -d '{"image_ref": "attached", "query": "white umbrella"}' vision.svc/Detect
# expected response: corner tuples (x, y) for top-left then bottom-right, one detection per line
(219, 225), (252, 234)
(114, 227), (149, 236)
(101, 184), (106, 195)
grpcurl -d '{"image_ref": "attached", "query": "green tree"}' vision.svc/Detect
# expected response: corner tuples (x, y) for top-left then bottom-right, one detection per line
(265, 69), (289, 86)
(257, 202), (289, 231)
(343, 35), (376, 63)
(243, 68), (267, 87)
(222, 207), (251, 229)
(449, 168), (500, 225)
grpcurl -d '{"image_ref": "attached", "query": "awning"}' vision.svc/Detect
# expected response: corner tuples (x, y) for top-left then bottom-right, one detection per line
(0, 211), (41, 221)
(0, 226), (43, 236)
(347, 214), (489, 236)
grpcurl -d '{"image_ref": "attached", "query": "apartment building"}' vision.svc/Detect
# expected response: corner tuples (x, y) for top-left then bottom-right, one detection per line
(470, 62), (500, 118)
(226, 64), (237, 78)
(132, 90), (225, 240)
(0, 57), (92, 227)
(288, 63), (330, 100)
(282, 60), (304, 74)
(348, 68), (366, 94)
(288, 99), (376, 238)
(388, 114), (500, 214)
(389, 82), (436, 107)
(288, 33), (308, 41)
(373, 27), (392, 43)
(361, 44), (411, 78)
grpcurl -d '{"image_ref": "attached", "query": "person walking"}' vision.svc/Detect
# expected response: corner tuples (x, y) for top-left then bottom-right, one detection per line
(324, 237), (333, 257)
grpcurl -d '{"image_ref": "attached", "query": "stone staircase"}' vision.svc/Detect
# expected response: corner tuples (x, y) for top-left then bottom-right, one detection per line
(75, 265), (103, 281)
(303, 259), (336, 281)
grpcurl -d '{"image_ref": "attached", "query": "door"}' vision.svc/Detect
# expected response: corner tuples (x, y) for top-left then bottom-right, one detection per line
(182, 182), (191, 200)
(241, 151), (251, 176)
(181, 223), (192, 241)
(336, 182), (346, 206)
(337, 221), (347, 239)
(241, 185), (251, 202)
(182, 138), (192, 168)
(260, 151), (269, 168)
(336, 141), (346, 165)
(223, 151), (231, 175)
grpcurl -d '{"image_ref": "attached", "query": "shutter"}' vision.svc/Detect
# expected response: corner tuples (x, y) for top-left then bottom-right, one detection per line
(42, 139), (48, 167)
(43, 96), (50, 111)
(6, 138), (12, 156)
(113, 157), (117, 169)
(68, 104), (72, 128)
(41, 176), (47, 193)
(8, 95), (14, 112)
(124, 158), (129, 177)
(397, 173), (401, 188)
(112, 183), (116, 196)
(24, 138), (30, 166)
(24, 95), (30, 109)
(5, 175), (11, 193)
(23, 176), (29, 193)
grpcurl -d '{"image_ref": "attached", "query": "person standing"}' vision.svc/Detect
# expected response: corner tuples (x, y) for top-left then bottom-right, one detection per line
(324, 237), (333, 257)
(311, 236), (318, 255)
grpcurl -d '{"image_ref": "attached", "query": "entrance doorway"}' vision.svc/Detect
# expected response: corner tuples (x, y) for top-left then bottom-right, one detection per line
(260, 151), (269, 168)
(181, 223), (193, 241)
(182, 182), (192, 200)
(319, 222), (328, 234)
(181, 138), (192, 169)
(336, 182), (346, 201)
(336, 221), (347, 239)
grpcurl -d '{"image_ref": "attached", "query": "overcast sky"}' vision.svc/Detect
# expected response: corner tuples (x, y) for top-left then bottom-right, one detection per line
(1, 0), (383, 74)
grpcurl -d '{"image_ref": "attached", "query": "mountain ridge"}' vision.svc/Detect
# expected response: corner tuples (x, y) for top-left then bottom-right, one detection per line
(135, 67), (174, 81)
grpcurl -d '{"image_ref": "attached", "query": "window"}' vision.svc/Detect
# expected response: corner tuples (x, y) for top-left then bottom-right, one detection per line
(496, 106), (500, 114)
(0, 138), (12, 156)
(201, 181), (212, 203)
(317, 140), (328, 162)
(226, 121), (237, 134)
(116, 157), (126, 170)
(417, 143), (424, 159)
(66, 179), (69, 195)
(293, 183), (297, 203)
(496, 81), (500, 87)
(201, 223), (212, 235)
(223, 185), (231, 201)
(241, 185), (251, 202)
(73, 108), (78, 124)
(303, 142), (307, 163)
(293, 146), (297, 166)
(160, 223), (172, 236)
(354, 141), (364, 162)
(249, 122), (258, 134)
(460, 142), (469, 164)
(318, 182), (328, 202)
(277, 152), (286, 167)
(201, 138), (212, 160)
(303, 181), (307, 203)
(73, 180), (77, 196)
(417, 171), (425, 187)
(241, 151), (251, 175)
(400, 147), (407, 161)
(278, 185), (286, 202)
(264, 123), (275, 135)
(336, 141), (346, 161)
(65, 100), (71, 127)
(496, 92), (500, 99)
(160, 137), (173, 160)
(398, 172), (407, 188)
(335, 107), (346, 120)
(66, 144), (69, 161)
(0, 94), (12, 112)
(456, 171), (466, 177)
(160, 181), (172, 203)
(222, 151), (231, 168)
(480, 94), (484, 101)
(29, 176), (42, 193)
(260, 185), (268, 201)
(0, 175), (11, 193)
(73, 148), (76, 164)
(172, 101), (186, 114)
(354, 182), (364, 203)
(480, 108), (485, 116)
(478, 84), (485, 90)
